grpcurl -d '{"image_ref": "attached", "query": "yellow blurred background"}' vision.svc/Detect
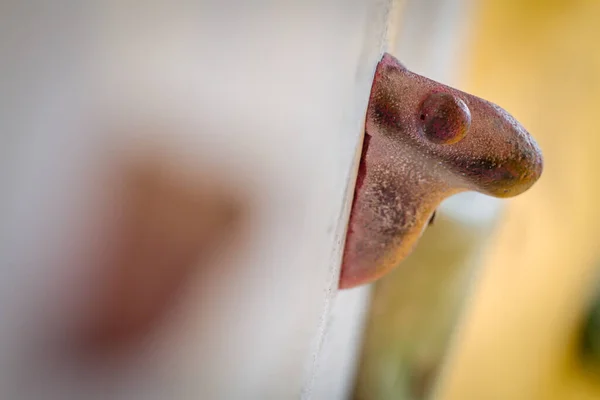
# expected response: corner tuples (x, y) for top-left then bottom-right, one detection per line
(441, 0), (600, 399)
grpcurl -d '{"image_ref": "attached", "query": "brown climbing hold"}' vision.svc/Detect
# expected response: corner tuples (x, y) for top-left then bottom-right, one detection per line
(339, 53), (543, 289)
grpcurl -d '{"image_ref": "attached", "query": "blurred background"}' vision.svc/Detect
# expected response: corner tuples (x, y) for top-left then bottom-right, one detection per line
(2, 0), (600, 399)
(353, 0), (600, 399)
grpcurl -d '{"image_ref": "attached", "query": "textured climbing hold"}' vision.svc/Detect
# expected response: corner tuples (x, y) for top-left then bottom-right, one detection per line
(339, 53), (543, 289)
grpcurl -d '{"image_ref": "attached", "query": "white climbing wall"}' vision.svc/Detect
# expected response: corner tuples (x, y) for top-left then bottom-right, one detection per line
(0, 1), (395, 399)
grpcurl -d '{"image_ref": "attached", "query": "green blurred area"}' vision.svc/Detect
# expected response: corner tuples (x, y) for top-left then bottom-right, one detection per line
(354, 211), (497, 400)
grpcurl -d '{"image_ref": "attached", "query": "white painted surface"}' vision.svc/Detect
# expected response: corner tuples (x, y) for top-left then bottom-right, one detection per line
(311, 286), (373, 400)
(0, 1), (393, 399)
